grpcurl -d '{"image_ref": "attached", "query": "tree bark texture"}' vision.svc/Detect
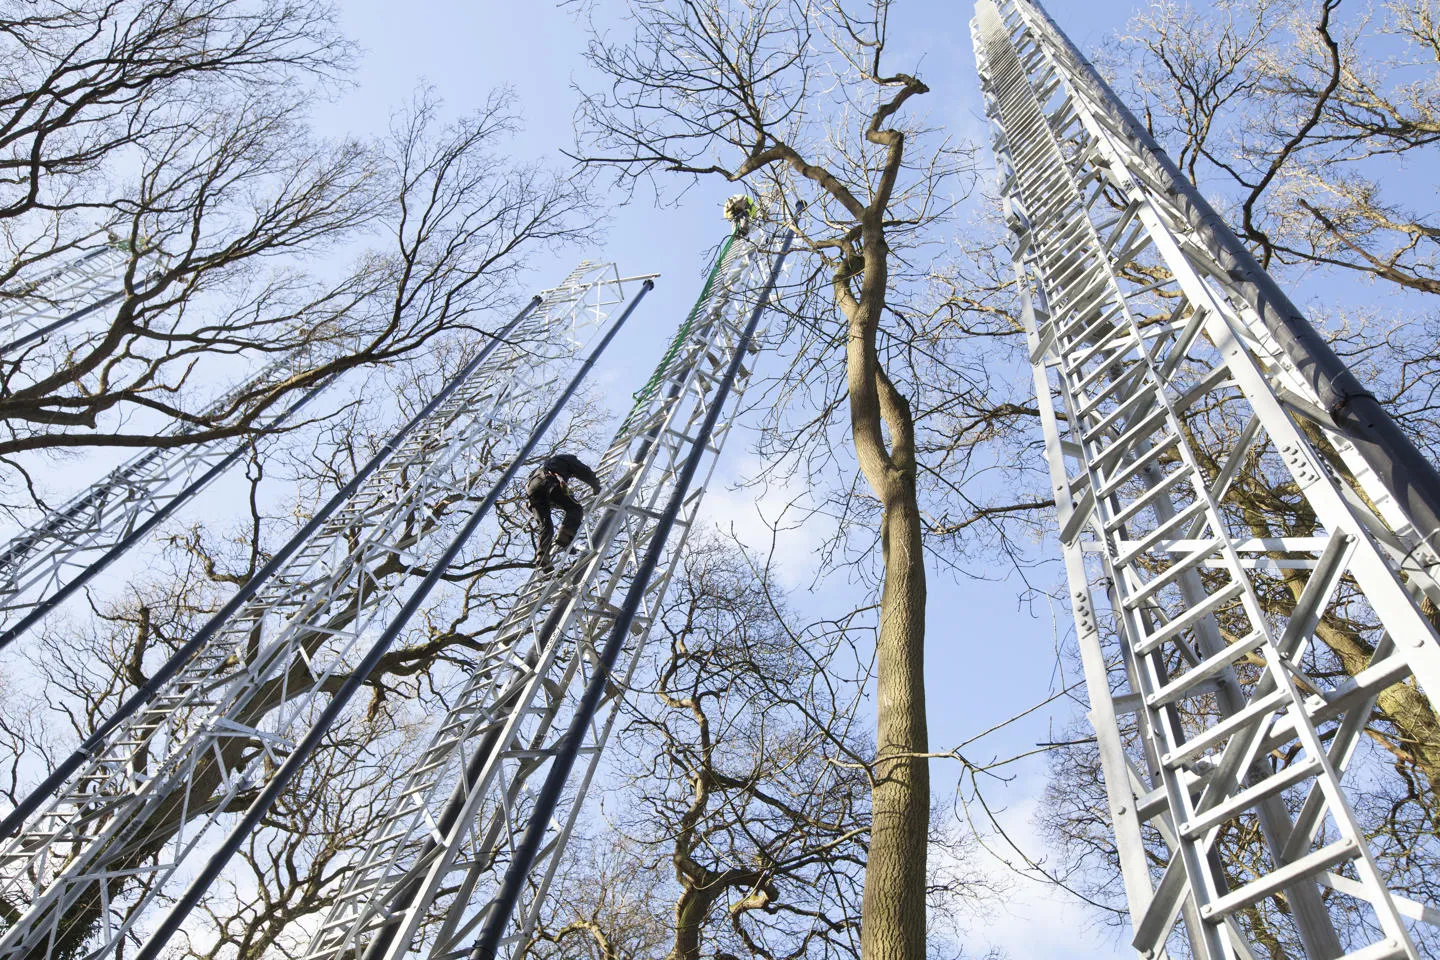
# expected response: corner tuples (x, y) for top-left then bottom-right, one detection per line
(841, 236), (929, 960)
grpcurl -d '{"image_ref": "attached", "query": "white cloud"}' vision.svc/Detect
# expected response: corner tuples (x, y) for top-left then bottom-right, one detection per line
(961, 782), (1128, 960)
(698, 454), (834, 589)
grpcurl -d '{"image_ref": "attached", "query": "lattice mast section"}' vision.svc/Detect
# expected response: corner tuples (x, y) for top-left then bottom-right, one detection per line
(0, 241), (133, 353)
(0, 341), (337, 643)
(976, 1), (1440, 958)
(0, 262), (632, 960)
(300, 234), (782, 960)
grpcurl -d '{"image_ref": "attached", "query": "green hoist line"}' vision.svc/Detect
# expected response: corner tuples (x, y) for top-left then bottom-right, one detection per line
(619, 233), (738, 431)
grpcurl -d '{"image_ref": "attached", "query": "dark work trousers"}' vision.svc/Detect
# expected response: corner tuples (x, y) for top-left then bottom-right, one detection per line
(526, 472), (583, 566)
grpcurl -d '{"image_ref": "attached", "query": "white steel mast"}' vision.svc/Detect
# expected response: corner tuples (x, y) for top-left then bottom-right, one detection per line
(975, 1), (1440, 957)
(0, 263), (640, 960)
(300, 226), (793, 960)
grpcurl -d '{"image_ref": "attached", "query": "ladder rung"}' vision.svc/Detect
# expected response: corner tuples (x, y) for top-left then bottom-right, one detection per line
(1096, 438), (1176, 500)
(1134, 580), (1244, 655)
(1147, 631), (1267, 708)
(1181, 756), (1323, 839)
(1104, 466), (1192, 531)
(1114, 499), (1209, 568)
(1082, 381), (1159, 444)
(1199, 837), (1355, 919)
(1122, 538), (1223, 609)
(1330, 942), (1409, 960)
(1076, 360), (1147, 419)
(1092, 407), (1170, 476)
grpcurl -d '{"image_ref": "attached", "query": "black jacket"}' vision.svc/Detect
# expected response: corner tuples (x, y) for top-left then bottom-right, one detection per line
(541, 454), (601, 494)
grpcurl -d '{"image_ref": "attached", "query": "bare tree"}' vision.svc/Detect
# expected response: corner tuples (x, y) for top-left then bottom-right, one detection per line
(573, 3), (979, 954)
(0, 0), (593, 513)
(526, 535), (991, 960)
(522, 836), (674, 960)
(1112, 0), (1440, 295)
(614, 538), (872, 960)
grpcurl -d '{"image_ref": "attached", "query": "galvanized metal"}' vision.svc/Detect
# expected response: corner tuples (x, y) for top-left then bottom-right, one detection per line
(299, 233), (782, 960)
(0, 344), (334, 646)
(0, 242), (131, 353)
(0, 262), (634, 960)
(975, 0), (1440, 957)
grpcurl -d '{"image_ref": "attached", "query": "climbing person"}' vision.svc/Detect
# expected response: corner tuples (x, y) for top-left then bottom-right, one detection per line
(106, 229), (155, 255)
(525, 452), (602, 573)
(722, 193), (758, 237)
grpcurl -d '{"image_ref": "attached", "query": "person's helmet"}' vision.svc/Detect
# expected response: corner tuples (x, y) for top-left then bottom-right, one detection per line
(723, 194), (752, 220)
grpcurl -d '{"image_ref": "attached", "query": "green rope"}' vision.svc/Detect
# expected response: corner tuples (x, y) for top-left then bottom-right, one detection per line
(620, 234), (737, 429)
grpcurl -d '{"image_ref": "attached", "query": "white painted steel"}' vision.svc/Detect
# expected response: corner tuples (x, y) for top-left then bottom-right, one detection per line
(0, 263), (630, 960)
(976, 1), (1440, 957)
(0, 342), (333, 628)
(0, 242), (129, 350)
(300, 235), (777, 960)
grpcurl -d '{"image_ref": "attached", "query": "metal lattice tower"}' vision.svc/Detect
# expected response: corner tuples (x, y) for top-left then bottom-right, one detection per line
(0, 242), (131, 354)
(298, 232), (787, 960)
(975, 1), (1440, 957)
(0, 343), (337, 646)
(0, 262), (638, 960)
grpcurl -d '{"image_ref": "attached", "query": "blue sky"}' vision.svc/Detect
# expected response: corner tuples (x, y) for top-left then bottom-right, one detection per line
(10, 0), (1439, 954)
(305, 1), (1145, 957)
(0, 1), (1151, 956)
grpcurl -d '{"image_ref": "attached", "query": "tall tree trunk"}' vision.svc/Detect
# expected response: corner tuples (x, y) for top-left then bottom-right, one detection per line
(862, 488), (929, 960)
(842, 246), (930, 959)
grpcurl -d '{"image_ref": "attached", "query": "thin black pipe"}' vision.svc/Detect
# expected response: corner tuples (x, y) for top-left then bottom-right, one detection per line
(354, 278), (665, 960)
(1022, 0), (1440, 559)
(0, 296), (542, 843)
(0, 376), (334, 651)
(468, 232), (794, 960)
(133, 279), (654, 960)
